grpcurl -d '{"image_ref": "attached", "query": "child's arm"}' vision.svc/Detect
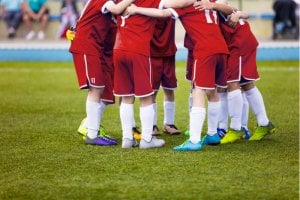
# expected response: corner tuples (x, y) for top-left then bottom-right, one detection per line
(126, 4), (174, 18)
(161, 0), (196, 9)
(103, 0), (136, 15)
(227, 10), (249, 27)
(229, 10), (249, 22)
(193, 0), (236, 15)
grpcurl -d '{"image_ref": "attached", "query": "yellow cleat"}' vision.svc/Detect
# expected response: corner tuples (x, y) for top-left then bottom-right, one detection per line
(220, 129), (244, 144)
(249, 122), (276, 141)
(132, 127), (141, 140)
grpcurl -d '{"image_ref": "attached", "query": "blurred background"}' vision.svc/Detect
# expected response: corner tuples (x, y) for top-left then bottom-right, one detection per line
(0, 0), (299, 61)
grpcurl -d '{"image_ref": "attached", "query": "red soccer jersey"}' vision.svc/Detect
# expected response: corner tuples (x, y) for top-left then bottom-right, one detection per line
(150, 18), (177, 57)
(69, 0), (115, 56)
(183, 32), (194, 50)
(219, 17), (259, 55)
(114, 0), (160, 56)
(173, 4), (229, 58)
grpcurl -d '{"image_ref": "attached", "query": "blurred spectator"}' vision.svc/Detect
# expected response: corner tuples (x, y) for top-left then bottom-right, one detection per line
(80, 0), (88, 6)
(56, 0), (79, 39)
(0, 0), (25, 39)
(272, 0), (298, 39)
(22, 0), (49, 40)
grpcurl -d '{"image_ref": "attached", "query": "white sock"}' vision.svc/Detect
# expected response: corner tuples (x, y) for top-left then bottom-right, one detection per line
(241, 92), (249, 129)
(245, 87), (269, 126)
(189, 107), (206, 144)
(86, 100), (101, 139)
(207, 101), (220, 135)
(228, 89), (243, 130)
(218, 92), (228, 130)
(188, 92), (193, 112)
(140, 104), (154, 142)
(120, 103), (134, 140)
(164, 101), (175, 125)
(153, 103), (157, 126)
(132, 112), (136, 128)
(99, 100), (107, 114)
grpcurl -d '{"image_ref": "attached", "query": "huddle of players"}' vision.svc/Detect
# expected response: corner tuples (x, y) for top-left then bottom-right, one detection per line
(68, 0), (276, 151)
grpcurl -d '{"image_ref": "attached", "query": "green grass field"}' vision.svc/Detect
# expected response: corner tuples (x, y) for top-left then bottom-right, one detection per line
(0, 61), (299, 199)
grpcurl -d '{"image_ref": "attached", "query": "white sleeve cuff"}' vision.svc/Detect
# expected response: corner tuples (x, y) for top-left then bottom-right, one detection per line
(167, 8), (179, 19)
(158, 0), (166, 9)
(102, 1), (115, 14)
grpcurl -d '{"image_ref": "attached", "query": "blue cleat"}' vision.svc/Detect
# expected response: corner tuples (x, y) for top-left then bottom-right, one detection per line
(201, 133), (220, 145)
(173, 140), (202, 151)
(217, 128), (227, 138)
(242, 127), (251, 140)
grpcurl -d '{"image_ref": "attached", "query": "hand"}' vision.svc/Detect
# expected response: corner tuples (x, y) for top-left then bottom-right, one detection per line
(126, 4), (137, 15)
(228, 11), (240, 27)
(193, 1), (214, 11)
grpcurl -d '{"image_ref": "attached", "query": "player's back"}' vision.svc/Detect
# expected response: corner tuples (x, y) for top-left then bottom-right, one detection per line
(150, 18), (177, 57)
(174, 5), (229, 58)
(220, 18), (258, 55)
(114, 0), (160, 56)
(70, 0), (114, 55)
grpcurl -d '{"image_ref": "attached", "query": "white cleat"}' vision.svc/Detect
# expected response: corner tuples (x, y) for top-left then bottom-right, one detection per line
(139, 137), (165, 149)
(122, 138), (138, 149)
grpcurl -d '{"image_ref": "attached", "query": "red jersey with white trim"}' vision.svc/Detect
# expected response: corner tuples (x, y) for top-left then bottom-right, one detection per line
(69, 0), (114, 56)
(114, 0), (160, 56)
(219, 16), (258, 55)
(150, 18), (177, 57)
(173, 3), (229, 58)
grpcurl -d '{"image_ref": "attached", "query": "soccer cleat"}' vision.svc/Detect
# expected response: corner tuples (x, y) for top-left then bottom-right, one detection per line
(173, 140), (202, 151)
(78, 118), (117, 143)
(132, 127), (141, 140)
(249, 122), (276, 141)
(184, 129), (190, 137)
(217, 128), (227, 138)
(122, 138), (138, 148)
(220, 129), (244, 144)
(98, 125), (117, 143)
(77, 118), (88, 136)
(201, 133), (220, 145)
(242, 127), (251, 140)
(163, 124), (181, 135)
(152, 125), (161, 136)
(139, 137), (165, 149)
(85, 136), (117, 146)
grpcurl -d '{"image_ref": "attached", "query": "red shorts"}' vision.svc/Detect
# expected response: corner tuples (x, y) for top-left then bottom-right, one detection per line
(72, 53), (114, 103)
(185, 49), (194, 82)
(113, 50), (153, 97)
(227, 49), (260, 85)
(193, 54), (227, 89)
(151, 55), (177, 91)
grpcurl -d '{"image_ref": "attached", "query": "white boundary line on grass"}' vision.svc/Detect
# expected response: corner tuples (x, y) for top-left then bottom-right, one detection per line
(0, 67), (298, 73)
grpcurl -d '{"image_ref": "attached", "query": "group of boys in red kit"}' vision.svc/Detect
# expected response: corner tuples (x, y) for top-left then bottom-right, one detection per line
(68, 0), (276, 151)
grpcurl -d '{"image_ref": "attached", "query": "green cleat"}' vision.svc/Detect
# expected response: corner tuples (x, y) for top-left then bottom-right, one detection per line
(249, 122), (276, 141)
(77, 118), (88, 136)
(184, 129), (190, 137)
(220, 128), (244, 144)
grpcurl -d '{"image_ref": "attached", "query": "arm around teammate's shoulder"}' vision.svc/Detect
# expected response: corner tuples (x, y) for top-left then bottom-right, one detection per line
(104, 0), (135, 15)
(126, 4), (173, 18)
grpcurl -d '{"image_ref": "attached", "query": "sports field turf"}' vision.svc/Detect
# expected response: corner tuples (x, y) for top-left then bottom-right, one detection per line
(0, 61), (299, 199)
